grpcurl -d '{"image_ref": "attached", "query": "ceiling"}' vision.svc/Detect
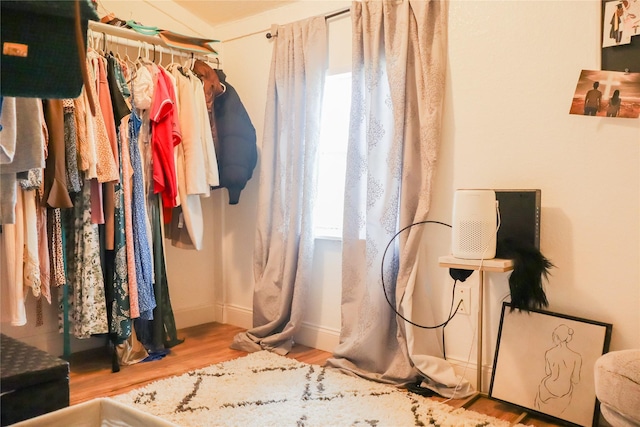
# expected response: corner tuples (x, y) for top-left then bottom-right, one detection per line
(172, 0), (297, 27)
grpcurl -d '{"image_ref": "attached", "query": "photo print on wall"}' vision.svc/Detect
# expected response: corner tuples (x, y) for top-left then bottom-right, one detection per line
(602, 0), (640, 48)
(569, 69), (640, 118)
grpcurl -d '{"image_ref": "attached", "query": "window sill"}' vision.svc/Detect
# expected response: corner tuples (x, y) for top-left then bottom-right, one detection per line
(313, 233), (342, 242)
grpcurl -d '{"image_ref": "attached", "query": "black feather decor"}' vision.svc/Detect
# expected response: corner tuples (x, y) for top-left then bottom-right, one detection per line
(497, 239), (554, 312)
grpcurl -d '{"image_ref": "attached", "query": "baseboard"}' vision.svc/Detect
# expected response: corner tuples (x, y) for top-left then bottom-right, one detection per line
(173, 304), (218, 329)
(295, 321), (340, 353)
(5, 305), (218, 358)
(2, 330), (107, 358)
(221, 303), (253, 329)
(218, 304), (340, 353)
(446, 356), (494, 393)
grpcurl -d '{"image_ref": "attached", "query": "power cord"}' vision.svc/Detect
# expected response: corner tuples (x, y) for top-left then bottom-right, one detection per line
(380, 220), (463, 330)
(386, 201), (503, 399)
(442, 280), (458, 360)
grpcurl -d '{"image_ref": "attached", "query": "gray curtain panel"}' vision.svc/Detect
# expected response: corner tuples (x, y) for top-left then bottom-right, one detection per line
(326, 0), (473, 398)
(231, 15), (328, 355)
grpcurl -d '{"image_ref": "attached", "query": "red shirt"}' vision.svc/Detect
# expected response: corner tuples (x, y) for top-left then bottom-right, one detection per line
(151, 67), (181, 211)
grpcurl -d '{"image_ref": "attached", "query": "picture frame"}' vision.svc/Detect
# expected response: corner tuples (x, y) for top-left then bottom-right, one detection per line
(489, 303), (613, 427)
(601, 0), (640, 72)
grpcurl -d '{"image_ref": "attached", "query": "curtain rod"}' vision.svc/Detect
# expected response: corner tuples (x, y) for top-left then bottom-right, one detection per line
(218, 6), (352, 43)
(325, 7), (351, 21)
(266, 7), (351, 39)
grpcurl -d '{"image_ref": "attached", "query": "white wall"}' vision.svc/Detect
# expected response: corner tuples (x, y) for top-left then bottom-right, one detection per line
(439, 0), (639, 388)
(214, 0), (640, 389)
(96, 0), (215, 38)
(3, 2), (638, 392)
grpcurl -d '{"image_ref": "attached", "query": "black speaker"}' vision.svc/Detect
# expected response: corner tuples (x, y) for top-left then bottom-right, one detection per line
(495, 189), (541, 255)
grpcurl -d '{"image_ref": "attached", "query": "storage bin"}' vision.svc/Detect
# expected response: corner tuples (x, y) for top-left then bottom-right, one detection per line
(11, 398), (179, 427)
(0, 334), (69, 426)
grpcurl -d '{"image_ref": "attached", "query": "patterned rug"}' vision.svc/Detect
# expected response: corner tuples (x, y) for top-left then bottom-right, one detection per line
(113, 351), (523, 426)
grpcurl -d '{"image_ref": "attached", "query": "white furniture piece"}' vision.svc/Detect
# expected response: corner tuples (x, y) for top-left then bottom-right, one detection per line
(594, 349), (640, 427)
(11, 398), (178, 427)
(438, 255), (514, 395)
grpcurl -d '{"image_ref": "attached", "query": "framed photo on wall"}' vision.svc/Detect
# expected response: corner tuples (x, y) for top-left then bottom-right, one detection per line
(601, 0), (640, 72)
(489, 303), (612, 427)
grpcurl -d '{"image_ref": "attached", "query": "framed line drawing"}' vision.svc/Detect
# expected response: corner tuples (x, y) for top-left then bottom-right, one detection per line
(489, 303), (612, 427)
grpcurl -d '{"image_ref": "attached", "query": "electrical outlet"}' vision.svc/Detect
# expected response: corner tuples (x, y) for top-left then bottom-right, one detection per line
(454, 285), (471, 315)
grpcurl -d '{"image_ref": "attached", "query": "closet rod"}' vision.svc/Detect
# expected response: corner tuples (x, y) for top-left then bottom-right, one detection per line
(88, 21), (216, 58)
(89, 31), (201, 62)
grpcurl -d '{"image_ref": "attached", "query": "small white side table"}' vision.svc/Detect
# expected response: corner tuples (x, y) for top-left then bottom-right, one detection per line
(438, 255), (514, 395)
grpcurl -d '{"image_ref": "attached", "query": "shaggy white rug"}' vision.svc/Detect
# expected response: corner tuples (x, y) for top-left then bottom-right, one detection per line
(113, 351), (523, 427)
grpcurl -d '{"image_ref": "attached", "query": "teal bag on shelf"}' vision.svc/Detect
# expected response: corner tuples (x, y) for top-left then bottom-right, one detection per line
(1, 0), (99, 99)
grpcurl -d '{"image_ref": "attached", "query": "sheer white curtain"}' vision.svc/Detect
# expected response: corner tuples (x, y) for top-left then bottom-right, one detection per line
(231, 16), (327, 355)
(326, 0), (473, 398)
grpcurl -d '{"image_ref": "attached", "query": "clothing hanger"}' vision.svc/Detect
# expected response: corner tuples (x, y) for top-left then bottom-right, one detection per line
(115, 38), (128, 64)
(123, 41), (144, 83)
(136, 42), (155, 67)
(183, 53), (195, 70)
(87, 29), (95, 50)
(87, 30), (101, 58)
(106, 35), (118, 59)
(94, 32), (106, 56)
(122, 43), (138, 81)
(126, 43), (139, 69)
(124, 44), (141, 84)
(196, 55), (219, 71)
(164, 48), (184, 74)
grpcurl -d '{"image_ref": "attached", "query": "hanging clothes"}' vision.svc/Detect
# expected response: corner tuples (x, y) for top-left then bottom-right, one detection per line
(0, 98), (46, 224)
(104, 52), (134, 343)
(43, 99), (73, 209)
(150, 66), (181, 217)
(0, 97), (46, 325)
(48, 208), (66, 289)
(190, 68), (220, 190)
(0, 38), (211, 367)
(63, 99), (82, 193)
(82, 54), (119, 184)
(18, 176), (42, 301)
(62, 182), (109, 339)
(36, 191), (52, 305)
(212, 69), (257, 205)
(103, 131), (132, 342)
(192, 60), (223, 157)
(134, 196), (183, 352)
(165, 63), (219, 250)
(119, 115), (140, 319)
(1, 188), (27, 326)
(128, 110), (156, 320)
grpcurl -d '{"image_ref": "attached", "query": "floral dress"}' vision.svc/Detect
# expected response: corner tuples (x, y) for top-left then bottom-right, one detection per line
(61, 177), (108, 338)
(129, 110), (156, 319)
(108, 131), (133, 341)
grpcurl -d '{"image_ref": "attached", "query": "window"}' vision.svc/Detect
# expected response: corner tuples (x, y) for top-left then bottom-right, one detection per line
(313, 72), (352, 239)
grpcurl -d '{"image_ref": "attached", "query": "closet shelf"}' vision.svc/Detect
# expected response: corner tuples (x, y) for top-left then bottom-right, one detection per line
(88, 21), (216, 57)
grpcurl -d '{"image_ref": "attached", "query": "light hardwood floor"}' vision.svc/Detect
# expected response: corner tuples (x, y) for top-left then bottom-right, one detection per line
(69, 322), (564, 426)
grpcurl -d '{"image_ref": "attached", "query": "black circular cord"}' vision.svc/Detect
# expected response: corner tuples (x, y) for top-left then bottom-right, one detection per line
(380, 220), (461, 330)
